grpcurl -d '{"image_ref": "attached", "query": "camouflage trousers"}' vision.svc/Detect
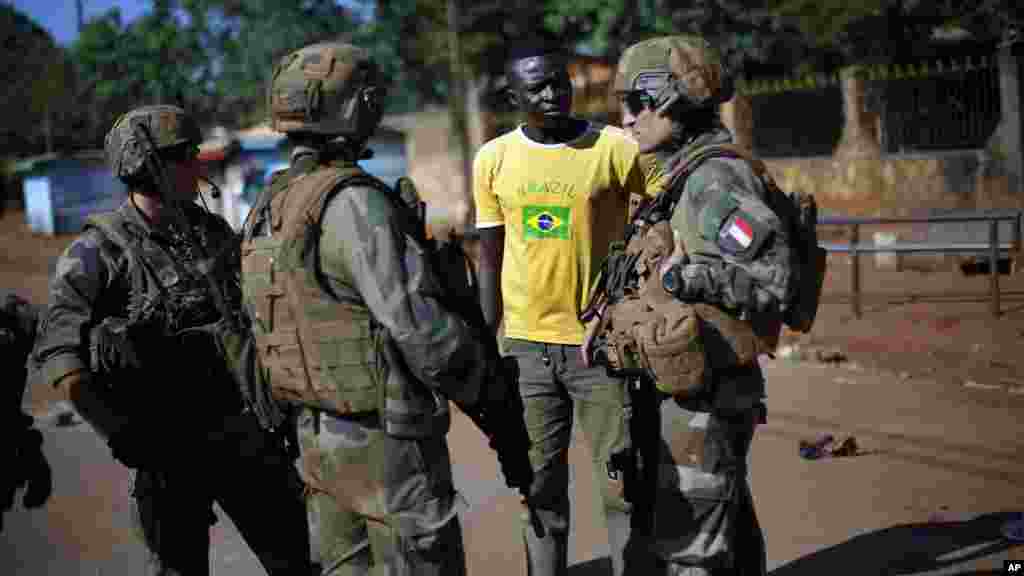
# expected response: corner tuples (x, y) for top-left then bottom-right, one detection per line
(129, 410), (311, 575)
(503, 338), (632, 576)
(296, 408), (466, 576)
(638, 399), (767, 576)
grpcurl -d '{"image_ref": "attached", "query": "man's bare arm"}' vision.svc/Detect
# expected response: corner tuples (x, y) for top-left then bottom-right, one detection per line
(478, 227), (505, 334)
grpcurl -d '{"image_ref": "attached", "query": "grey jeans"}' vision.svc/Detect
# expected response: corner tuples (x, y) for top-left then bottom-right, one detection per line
(503, 338), (631, 576)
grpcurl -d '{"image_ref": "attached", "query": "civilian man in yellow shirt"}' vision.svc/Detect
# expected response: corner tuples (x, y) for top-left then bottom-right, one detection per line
(474, 39), (660, 576)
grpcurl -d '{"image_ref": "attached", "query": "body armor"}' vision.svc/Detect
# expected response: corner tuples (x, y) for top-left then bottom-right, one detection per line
(240, 162), (446, 438)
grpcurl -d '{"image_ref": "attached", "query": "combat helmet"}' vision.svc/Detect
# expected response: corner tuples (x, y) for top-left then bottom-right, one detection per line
(614, 35), (734, 115)
(268, 42), (383, 139)
(104, 105), (201, 185)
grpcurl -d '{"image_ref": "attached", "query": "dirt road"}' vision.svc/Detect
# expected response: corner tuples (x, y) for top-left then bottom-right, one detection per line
(3, 359), (1022, 575)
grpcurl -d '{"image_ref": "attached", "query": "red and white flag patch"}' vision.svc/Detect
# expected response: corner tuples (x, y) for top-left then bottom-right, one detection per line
(718, 213), (755, 253)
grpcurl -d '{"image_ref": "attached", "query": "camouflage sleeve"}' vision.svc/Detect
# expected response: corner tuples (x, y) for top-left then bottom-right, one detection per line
(318, 184), (489, 407)
(33, 229), (120, 388)
(674, 158), (793, 315)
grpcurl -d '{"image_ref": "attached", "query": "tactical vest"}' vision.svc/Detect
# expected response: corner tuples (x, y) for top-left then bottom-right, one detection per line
(583, 145), (798, 401)
(583, 220), (708, 400)
(84, 210), (232, 334)
(240, 161), (447, 439)
(82, 208), (245, 422)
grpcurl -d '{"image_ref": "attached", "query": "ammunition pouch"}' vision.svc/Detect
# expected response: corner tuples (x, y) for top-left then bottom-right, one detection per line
(584, 222), (709, 401)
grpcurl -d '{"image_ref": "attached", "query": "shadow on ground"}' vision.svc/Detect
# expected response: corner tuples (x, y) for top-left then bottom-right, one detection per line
(568, 557), (612, 575)
(770, 511), (1022, 576)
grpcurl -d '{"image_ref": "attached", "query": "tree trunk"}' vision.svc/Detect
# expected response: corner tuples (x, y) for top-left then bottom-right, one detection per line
(835, 67), (881, 158)
(720, 92), (753, 151)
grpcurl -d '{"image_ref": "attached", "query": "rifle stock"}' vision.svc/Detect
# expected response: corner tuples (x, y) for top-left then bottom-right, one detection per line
(608, 370), (660, 549)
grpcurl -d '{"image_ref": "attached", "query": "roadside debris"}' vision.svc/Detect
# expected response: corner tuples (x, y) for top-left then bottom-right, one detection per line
(814, 347), (848, 364)
(776, 343), (851, 366)
(798, 434), (859, 460)
(776, 343), (803, 361)
(963, 380), (1001, 391)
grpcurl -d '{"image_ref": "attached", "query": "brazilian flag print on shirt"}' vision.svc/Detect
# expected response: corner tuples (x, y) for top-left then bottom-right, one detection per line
(523, 205), (571, 240)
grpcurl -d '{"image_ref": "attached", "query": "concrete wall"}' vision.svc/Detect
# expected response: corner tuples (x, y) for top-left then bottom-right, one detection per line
(759, 152), (1023, 217)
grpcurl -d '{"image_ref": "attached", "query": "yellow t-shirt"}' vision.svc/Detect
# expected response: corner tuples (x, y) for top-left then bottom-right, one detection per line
(473, 123), (661, 345)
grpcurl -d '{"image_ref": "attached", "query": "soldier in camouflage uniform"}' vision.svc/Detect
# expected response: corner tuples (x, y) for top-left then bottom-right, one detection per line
(609, 36), (791, 575)
(1, 292), (51, 534)
(31, 105), (311, 575)
(242, 41), (522, 575)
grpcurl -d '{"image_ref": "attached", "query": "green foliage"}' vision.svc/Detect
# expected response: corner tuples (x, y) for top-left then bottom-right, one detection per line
(768, 0), (883, 49)
(4, 0), (1019, 160)
(0, 4), (78, 155)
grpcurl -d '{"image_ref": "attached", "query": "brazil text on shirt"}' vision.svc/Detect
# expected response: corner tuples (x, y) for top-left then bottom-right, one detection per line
(515, 180), (578, 199)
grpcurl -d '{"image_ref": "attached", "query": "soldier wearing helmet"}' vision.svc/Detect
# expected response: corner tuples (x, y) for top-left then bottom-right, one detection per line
(606, 35), (789, 574)
(32, 104), (312, 574)
(240, 41), (520, 574)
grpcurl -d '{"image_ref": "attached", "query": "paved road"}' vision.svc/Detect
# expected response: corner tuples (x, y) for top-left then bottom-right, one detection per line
(3, 359), (1023, 575)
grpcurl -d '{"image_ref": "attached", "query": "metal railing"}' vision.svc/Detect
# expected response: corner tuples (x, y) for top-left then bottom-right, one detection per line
(818, 211), (1023, 318)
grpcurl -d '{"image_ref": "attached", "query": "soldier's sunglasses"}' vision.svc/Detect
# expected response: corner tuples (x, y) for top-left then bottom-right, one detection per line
(161, 144), (200, 164)
(620, 90), (657, 115)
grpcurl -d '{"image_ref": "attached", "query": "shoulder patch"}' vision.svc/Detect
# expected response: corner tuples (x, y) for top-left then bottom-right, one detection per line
(718, 211), (755, 254)
(698, 192), (739, 241)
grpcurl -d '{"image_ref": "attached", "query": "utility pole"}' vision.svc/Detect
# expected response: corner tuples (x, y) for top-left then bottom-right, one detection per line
(447, 0), (473, 218)
(76, 0), (84, 31)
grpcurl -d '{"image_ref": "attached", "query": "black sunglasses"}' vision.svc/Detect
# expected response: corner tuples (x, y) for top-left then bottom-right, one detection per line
(620, 90), (657, 115)
(161, 144), (200, 163)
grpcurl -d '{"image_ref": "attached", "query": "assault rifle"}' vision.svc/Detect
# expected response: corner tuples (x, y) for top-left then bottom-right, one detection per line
(131, 122), (291, 443)
(395, 177), (540, 536)
(587, 335), (661, 567)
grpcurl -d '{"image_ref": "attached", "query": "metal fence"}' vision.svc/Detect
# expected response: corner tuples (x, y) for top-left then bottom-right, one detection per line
(818, 211), (1023, 318)
(879, 59), (1001, 153)
(746, 52), (1002, 157)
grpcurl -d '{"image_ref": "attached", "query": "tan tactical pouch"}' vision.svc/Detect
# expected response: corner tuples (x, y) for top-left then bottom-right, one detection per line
(595, 221), (708, 399)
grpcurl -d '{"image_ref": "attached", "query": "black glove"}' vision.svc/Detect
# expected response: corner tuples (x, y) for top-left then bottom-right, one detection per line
(90, 318), (149, 374)
(661, 263), (712, 302)
(2, 413), (53, 533)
